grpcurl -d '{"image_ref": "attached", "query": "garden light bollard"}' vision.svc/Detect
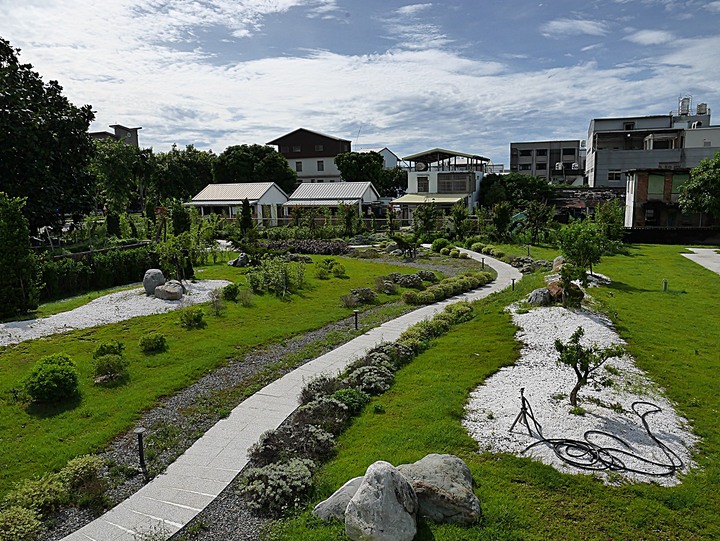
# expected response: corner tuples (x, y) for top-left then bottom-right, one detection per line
(512, 278), (516, 291)
(663, 279), (668, 291)
(353, 309), (359, 330)
(481, 257), (485, 269)
(527, 245), (531, 257)
(135, 427), (149, 482)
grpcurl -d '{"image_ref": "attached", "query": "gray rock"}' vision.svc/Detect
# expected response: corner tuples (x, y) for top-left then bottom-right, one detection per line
(390, 249), (404, 256)
(527, 288), (551, 306)
(552, 255), (566, 271)
(385, 243), (398, 253)
(227, 253), (250, 267)
(313, 476), (364, 521)
(345, 461), (418, 541)
(154, 280), (183, 300)
(396, 454), (481, 525)
(143, 269), (165, 295)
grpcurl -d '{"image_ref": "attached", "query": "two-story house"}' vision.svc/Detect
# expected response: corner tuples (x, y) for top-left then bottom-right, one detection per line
(267, 128), (351, 183)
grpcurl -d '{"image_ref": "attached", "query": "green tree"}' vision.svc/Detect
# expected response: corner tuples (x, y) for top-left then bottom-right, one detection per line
(412, 203), (439, 238)
(523, 200), (554, 245)
(679, 151), (720, 221)
(555, 327), (625, 406)
(89, 138), (141, 214)
(0, 38), (96, 232)
(594, 199), (625, 243)
(240, 198), (254, 237)
(556, 220), (609, 276)
(478, 173), (554, 210)
(377, 167), (408, 197)
(151, 144), (215, 201)
(213, 144), (296, 194)
(0, 193), (40, 317)
(335, 151), (383, 184)
(449, 201), (471, 240)
(336, 202), (359, 237)
(491, 201), (514, 242)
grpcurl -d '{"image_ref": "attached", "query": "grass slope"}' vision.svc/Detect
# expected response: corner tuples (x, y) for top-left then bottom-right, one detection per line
(0, 256), (422, 497)
(271, 244), (720, 541)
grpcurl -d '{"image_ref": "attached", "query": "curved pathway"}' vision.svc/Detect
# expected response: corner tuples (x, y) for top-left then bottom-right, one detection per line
(61, 251), (521, 541)
(682, 247), (720, 276)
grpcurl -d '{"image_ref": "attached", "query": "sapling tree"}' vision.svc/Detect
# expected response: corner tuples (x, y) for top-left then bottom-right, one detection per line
(554, 327), (625, 407)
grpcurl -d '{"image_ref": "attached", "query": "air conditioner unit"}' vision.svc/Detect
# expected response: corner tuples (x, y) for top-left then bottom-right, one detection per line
(415, 162), (428, 172)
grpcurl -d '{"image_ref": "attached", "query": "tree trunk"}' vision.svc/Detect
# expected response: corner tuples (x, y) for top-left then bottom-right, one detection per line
(569, 376), (586, 407)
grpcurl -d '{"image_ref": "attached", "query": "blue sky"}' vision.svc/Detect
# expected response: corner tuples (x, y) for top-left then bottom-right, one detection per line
(3, 0), (720, 166)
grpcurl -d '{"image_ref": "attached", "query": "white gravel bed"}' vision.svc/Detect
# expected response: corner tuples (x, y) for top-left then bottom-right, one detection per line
(0, 280), (230, 347)
(463, 305), (698, 486)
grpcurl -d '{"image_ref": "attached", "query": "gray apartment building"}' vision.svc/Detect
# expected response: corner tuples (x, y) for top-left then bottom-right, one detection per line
(585, 98), (720, 187)
(509, 140), (585, 184)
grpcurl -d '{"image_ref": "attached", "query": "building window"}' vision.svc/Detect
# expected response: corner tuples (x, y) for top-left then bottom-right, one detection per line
(317, 160), (324, 171)
(536, 163), (547, 170)
(295, 161), (303, 172)
(438, 179), (469, 193)
(608, 170), (622, 181)
(624, 122), (635, 130)
(536, 149), (547, 156)
(281, 145), (289, 153)
(343, 143), (349, 151)
(519, 149), (533, 157)
(520, 164), (531, 171)
(417, 176), (429, 192)
(562, 148), (576, 156)
(292, 145), (301, 152)
(315, 144), (324, 151)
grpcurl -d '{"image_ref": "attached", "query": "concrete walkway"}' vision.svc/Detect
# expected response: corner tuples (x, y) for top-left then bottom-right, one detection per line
(62, 250), (522, 541)
(682, 247), (720, 276)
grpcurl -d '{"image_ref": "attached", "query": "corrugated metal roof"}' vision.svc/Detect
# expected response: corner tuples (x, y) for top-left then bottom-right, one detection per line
(391, 194), (467, 204)
(284, 199), (364, 207)
(191, 183), (285, 203)
(288, 182), (378, 201)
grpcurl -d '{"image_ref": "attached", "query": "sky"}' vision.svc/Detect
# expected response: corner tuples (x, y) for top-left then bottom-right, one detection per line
(2, 0), (720, 166)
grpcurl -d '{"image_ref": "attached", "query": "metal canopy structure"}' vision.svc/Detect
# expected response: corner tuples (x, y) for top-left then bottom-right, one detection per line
(402, 148), (490, 165)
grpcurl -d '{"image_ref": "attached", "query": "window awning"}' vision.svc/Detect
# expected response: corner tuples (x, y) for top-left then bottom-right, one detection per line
(391, 194), (468, 205)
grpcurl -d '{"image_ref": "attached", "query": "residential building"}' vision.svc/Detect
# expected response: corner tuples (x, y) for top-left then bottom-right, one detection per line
(509, 140), (585, 184)
(624, 168), (711, 228)
(267, 128), (351, 183)
(186, 182), (288, 225)
(391, 148), (489, 222)
(357, 147), (401, 169)
(89, 124), (142, 147)
(284, 181), (382, 217)
(585, 98), (719, 187)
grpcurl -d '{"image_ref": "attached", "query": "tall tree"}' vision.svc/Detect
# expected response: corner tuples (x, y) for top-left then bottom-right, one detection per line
(679, 151), (720, 222)
(213, 144), (296, 194)
(0, 37), (95, 232)
(151, 144), (215, 202)
(478, 173), (554, 210)
(89, 138), (142, 214)
(377, 167), (408, 197)
(335, 151), (383, 182)
(523, 200), (554, 245)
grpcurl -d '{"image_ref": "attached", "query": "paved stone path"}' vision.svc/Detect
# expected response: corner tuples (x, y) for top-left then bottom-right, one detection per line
(682, 247), (720, 276)
(61, 250), (522, 541)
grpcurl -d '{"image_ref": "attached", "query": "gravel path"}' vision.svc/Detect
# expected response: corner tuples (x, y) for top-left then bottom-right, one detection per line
(0, 280), (230, 347)
(463, 304), (698, 486)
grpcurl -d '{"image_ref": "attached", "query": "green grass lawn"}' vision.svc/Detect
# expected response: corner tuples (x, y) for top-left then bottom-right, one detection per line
(0, 256), (427, 497)
(271, 244), (720, 541)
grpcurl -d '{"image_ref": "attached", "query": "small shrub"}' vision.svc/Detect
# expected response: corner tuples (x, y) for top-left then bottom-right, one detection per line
(237, 288), (253, 307)
(0, 507), (41, 541)
(344, 365), (394, 395)
(395, 273), (424, 289)
(314, 266), (330, 280)
(340, 294), (359, 309)
(209, 288), (224, 316)
(248, 424), (335, 466)
(93, 340), (124, 359)
(470, 242), (485, 253)
(179, 306), (204, 329)
(23, 353), (79, 403)
(481, 245), (495, 254)
(350, 287), (376, 304)
(431, 238), (451, 252)
(93, 354), (129, 383)
(490, 248), (505, 258)
(3, 474), (67, 515)
(450, 249), (460, 258)
(332, 388), (370, 416)
(299, 374), (344, 405)
(58, 455), (105, 491)
(444, 301), (474, 323)
(416, 291), (436, 304)
(369, 342), (415, 368)
(222, 282), (239, 301)
(138, 332), (167, 353)
(426, 286), (445, 301)
(374, 276), (398, 295)
(294, 397), (350, 436)
(416, 269), (438, 282)
(440, 247), (450, 256)
(239, 458), (315, 514)
(331, 263), (346, 278)
(459, 252), (469, 259)
(401, 289), (419, 304)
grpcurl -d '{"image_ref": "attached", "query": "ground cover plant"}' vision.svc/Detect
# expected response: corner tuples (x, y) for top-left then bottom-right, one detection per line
(269, 244), (720, 540)
(0, 255), (430, 497)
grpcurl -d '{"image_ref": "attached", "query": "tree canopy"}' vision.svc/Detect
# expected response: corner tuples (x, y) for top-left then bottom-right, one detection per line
(0, 37), (96, 232)
(151, 144), (215, 202)
(679, 151), (720, 221)
(478, 173), (555, 210)
(213, 144), (296, 194)
(89, 138), (143, 214)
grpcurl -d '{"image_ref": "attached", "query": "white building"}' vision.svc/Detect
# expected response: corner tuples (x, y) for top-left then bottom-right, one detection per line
(187, 182), (288, 225)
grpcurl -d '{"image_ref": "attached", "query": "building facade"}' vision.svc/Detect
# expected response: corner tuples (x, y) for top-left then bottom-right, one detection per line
(267, 128), (351, 183)
(509, 140), (585, 184)
(585, 98), (718, 187)
(89, 124), (142, 147)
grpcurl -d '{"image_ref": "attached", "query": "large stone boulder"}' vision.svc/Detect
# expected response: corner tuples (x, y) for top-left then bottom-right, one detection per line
(227, 252), (250, 267)
(527, 288), (551, 306)
(143, 269), (165, 295)
(154, 280), (183, 300)
(396, 454), (481, 525)
(313, 476), (364, 521)
(345, 461), (418, 541)
(552, 255), (566, 271)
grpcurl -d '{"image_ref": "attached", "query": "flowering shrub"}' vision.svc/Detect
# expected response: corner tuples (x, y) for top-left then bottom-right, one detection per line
(239, 458), (315, 515)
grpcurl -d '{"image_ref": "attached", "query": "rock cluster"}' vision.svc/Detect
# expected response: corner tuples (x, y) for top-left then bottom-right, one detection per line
(510, 255), (552, 274)
(143, 268), (165, 295)
(313, 454), (481, 541)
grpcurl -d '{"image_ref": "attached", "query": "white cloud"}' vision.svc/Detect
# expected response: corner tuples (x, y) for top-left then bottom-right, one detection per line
(581, 43), (603, 52)
(624, 29), (675, 45)
(705, 1), (720, 12)
(541, 18), (609, 38)
(396, 3), (433, 17)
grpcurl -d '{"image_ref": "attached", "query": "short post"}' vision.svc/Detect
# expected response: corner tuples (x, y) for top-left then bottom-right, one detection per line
(481, 257), (485, 269)
(353, 309), (359, 330)
(134, 427), (149, 482)
(663, 279), (668, 292)
(527, 244), (531, 257)
(511, 278), (516, 291)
